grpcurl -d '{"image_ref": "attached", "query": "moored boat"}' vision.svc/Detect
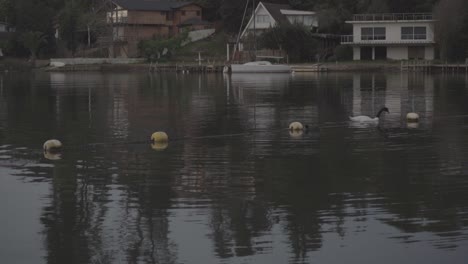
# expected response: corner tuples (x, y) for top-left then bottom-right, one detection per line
(227, 61), (291, 73)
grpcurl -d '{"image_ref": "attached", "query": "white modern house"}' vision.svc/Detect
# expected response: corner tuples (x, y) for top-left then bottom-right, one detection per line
(341, 13), (436, 60)
(240, 2), (318, 40)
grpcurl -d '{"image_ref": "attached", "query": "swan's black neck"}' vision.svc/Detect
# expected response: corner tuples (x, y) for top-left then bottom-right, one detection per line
(376, 108), (387, 118)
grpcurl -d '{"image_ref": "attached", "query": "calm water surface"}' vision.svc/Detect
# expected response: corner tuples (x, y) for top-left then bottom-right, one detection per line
(1, 71), (468, 264)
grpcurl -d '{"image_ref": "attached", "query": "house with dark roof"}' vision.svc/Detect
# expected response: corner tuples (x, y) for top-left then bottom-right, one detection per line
(240, 2), (318, 40)
(107, 0), (212, 57)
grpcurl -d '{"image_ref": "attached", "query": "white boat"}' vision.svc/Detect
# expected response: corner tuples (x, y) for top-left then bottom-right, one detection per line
(228, 61), (291, 73)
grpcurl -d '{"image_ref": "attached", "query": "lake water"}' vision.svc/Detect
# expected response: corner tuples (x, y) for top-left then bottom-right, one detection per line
(1, 71), (468, 264)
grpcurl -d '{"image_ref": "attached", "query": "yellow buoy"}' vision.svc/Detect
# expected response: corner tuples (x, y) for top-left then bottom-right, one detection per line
(406, 112), (419, 122)
(151, 142), (169, 151)
(289, 122), (304, 131)
(407, 122), (419, 129)
(44, 152), (62, 161)
(43, 139), (62, 152)
(151, 131), (168, 143)
(289, 130), (303, 138)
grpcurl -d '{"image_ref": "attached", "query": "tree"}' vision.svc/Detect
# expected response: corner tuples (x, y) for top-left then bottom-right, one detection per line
(434, 0), (468, 61)
(58, 0), (83, 55)
(259, 23), (318, 62)
(138, 31), (189, 61)
(0, 0), (14, 22)
(19, 31), (47, 64)
(367, 0), (390, 13)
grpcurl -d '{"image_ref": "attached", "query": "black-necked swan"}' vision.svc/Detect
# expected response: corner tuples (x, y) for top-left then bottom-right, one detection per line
(349, 107), (389, 122)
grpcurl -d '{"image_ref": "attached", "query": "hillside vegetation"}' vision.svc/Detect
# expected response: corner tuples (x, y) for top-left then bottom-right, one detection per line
(0, 0), (466, 61)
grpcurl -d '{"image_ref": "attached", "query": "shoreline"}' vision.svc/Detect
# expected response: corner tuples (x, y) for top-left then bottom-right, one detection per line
(43, 61), (402, 73)
(2, 58), (466, 73)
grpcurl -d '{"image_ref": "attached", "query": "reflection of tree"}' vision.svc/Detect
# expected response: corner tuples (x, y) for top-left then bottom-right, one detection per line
(208, 197), (271, 258)
(6, 70), (468, 264)
(117, 146), (178, 264)
(41, 158), (108, 264)
(369, 75), (468, 248)
(263, 157), (325, 261)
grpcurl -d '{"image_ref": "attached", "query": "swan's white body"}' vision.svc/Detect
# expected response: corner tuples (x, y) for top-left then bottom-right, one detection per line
(349, 116), (379, 122)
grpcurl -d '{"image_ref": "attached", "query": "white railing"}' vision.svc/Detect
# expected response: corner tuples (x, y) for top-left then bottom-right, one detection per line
(352, 13), (433, 21)
(341, 35), (353, 43)
(341, 35), (434, 44)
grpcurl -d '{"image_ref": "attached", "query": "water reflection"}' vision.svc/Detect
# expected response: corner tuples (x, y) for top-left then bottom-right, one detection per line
(0, 72), (467, 263)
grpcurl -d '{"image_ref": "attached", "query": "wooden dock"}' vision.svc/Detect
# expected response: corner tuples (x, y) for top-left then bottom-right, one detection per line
(291, 64), (328, 72)
(400, 60), (433, 72)
(149, 62), (225, 73)
(401, 60), (468, 73)
(433, 64), (468, 74)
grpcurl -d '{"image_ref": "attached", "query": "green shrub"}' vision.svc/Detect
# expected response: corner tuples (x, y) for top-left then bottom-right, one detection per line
(138, 30), (189, 62)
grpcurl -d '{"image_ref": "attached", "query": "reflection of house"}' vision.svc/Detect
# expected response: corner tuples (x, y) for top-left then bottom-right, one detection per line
(341, 13), (436, 60)
(240, 2), (318, 40)
(351, 73), (434, 124)
(107, 0), (212, 57)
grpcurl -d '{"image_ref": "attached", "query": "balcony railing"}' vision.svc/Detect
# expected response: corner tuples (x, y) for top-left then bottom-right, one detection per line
(352, 13), (433, 22)
(341, 35), (353, 43)
(341, 35), (433, 44)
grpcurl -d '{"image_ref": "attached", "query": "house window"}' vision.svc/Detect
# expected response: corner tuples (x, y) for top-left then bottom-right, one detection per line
(256, 15), (269, 23)
(107, 9), (128, 23)
(166, 12), (173, 21)
(414, 27), (426, 39)
(287, 15), (311, 25)
(181, 11), (186, 16)
(361, 27), (373, 40)
(361, 27), (386, 40)
(196, 11), (201, 16)
(373, 27), (385, 40)
(401, 26), (426, 40)
(401, 27), (413, 39)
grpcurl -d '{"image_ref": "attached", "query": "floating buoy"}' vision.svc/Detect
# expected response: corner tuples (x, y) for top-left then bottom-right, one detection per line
(407, 122), (419, 129)
(151, 132), (168, 143)
(43, 139), (62, 153)
(289, 122), (304, 131)
(406, 112), (419, 122)
(44, 152), (62, 161)
(289, 130), (303, 138)
(151, 142), (168, 151)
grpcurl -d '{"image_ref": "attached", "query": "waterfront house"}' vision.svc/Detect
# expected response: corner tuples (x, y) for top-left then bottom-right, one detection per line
(341, 13), (436, 60)
(107, 0), (212, 57)
(233, 2), (319, 61)
(240, 2), (318, 40)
